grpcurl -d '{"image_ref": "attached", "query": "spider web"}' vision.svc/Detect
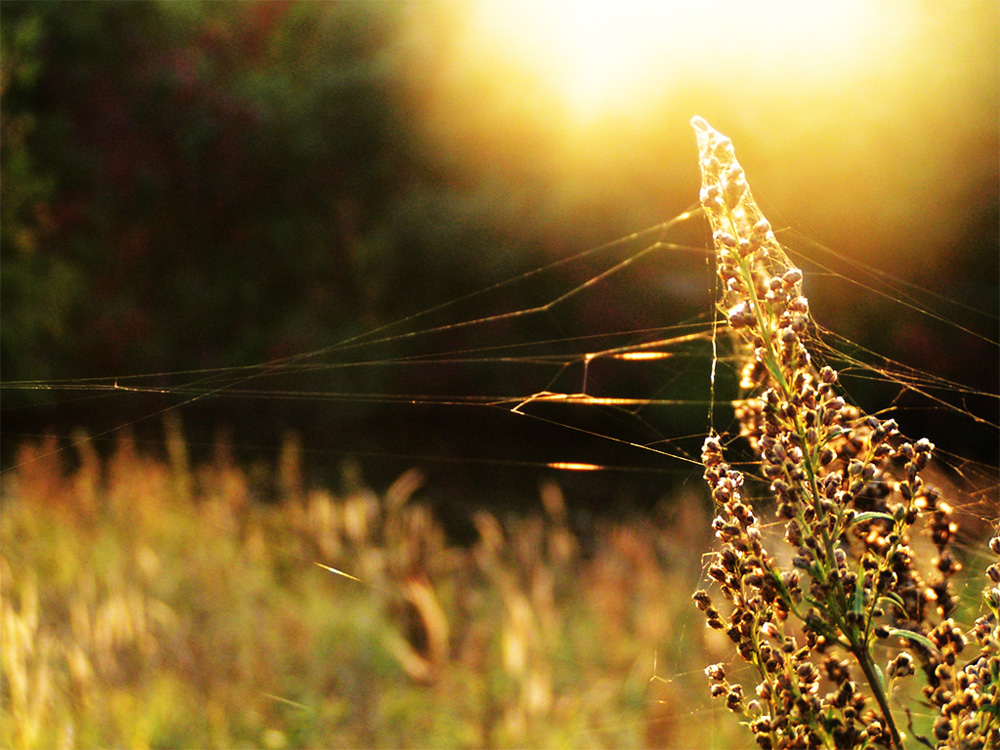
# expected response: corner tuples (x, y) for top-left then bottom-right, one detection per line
(4, 200), (997, 577)
(3, 205), (995, 478)
(2, 199), (998, 743)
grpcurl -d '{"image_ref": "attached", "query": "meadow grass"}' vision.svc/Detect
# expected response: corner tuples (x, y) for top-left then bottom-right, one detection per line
(1, 426), (750, 749)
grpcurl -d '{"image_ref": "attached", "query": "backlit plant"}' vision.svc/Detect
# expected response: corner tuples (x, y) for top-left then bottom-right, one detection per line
(690, 116), (999, 749)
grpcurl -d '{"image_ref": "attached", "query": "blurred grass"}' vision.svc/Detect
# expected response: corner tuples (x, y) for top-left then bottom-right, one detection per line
(0, 423), (747, 749)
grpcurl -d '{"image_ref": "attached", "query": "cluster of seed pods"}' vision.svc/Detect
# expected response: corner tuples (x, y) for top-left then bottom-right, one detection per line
(689, 116), (990, 750)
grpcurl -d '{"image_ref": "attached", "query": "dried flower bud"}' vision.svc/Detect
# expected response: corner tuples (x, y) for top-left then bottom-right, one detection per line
(788, 296), (809, 314)
(705, 663), (727, 681)
(887, 652), (915, 678)
(782, 268), (803, 286)
(714, 230), (737, 248)
(726, 687), (744, 711)
(728, 302), (753, 329)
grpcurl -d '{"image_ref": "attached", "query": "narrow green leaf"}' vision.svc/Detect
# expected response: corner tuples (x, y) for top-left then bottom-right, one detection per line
(878, 592), (907, 612)
(852, 581), (865, 615)
(851, 511), (895, 525)
(872, 663), (886, 691)
(887, 628), (940, 654)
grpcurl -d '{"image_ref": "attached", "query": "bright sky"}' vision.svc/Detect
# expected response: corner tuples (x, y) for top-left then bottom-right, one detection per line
(409, 0), (998, 270)
(462, 0), (873, 122)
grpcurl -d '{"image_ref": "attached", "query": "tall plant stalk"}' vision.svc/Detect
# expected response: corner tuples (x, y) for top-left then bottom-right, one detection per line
(690, 116), (998, 750)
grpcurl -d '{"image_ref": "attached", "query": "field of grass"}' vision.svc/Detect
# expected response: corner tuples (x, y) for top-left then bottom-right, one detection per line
(1, 421), (764, 749)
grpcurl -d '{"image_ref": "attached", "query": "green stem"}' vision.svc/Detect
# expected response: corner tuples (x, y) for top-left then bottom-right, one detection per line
(850, 638), (905, 749)
(721, 209), (905, 748)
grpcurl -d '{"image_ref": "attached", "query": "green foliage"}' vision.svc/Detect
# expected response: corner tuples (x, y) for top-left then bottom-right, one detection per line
(0, 8), (81, 387)
(3, 1), (648, 446)
(0, 3), (426, 390)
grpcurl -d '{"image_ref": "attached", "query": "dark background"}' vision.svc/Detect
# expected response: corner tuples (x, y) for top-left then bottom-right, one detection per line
(2, 1), (997, 512)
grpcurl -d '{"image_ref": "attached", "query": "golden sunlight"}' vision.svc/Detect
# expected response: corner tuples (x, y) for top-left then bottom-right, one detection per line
(412, 1), (996, 268)
(464, 0), (872, 122)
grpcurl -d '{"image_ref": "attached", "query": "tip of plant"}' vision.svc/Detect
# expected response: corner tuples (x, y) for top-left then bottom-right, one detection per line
(690, 115), (711, 131)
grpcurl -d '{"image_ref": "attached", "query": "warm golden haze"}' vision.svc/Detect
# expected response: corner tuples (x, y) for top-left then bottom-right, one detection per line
(413, 1), (997, 272)
(458, 1), (871, 123)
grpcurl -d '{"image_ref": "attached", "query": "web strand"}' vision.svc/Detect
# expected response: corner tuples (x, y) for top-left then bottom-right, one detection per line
(1, 209), (996, 495)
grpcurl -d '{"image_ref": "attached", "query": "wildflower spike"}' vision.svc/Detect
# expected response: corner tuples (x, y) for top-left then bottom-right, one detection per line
(691, 117), (975, 750)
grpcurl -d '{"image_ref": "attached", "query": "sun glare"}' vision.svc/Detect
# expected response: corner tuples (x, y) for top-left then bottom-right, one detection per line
(465, 0), (673, 121)
(417, 0), (991, 266)
(462, 0), (873, 122)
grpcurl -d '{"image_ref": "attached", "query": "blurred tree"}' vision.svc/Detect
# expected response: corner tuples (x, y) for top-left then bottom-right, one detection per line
(0, 3), (430, 423)
(1, 8), (81, 390)
(0, 1), (606, 446)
